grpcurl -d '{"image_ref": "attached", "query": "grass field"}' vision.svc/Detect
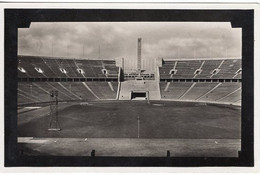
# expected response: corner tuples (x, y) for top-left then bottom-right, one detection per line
(18, 100), (241, 157)
(18, 100), (241, 139)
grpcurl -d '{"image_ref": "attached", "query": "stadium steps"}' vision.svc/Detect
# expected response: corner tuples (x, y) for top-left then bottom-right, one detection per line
(119, 80), (160, 100)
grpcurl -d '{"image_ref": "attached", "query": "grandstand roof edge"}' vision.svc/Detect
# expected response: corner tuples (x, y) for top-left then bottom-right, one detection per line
(162, 57), (242, 61)
(17, 55), (116, 61)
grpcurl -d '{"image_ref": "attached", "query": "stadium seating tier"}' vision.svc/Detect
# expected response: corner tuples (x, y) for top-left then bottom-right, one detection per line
(159, 59), (241, 79)
(17, 82), (118, 105)
(18, 55), (119, 78)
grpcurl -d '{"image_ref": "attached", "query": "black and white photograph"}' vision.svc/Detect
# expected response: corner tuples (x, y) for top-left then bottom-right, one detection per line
(2, 4), (257, 169)
(17, 22), (242, 157)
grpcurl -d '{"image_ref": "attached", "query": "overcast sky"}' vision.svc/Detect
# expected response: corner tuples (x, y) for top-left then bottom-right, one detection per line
(18, 22), (241, 72)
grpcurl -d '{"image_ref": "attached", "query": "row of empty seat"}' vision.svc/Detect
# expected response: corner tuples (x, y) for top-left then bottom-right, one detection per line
(17, 56), (242, 105)
(18, 55), (119, 78)
(160, 82), (241, 104)
(159, 59), (242, 79)
(18, 82), (118, 105)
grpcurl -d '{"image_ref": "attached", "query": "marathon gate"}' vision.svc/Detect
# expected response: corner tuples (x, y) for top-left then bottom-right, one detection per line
(131, 91), (149, 101)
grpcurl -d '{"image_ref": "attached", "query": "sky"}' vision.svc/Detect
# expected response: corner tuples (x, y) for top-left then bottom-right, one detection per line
(18, 22), (241, 72)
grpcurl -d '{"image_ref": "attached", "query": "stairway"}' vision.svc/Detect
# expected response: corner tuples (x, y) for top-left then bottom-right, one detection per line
(119, 79), (161, 100)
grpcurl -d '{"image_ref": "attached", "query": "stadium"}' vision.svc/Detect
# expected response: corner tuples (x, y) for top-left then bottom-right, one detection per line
(17, 23), (241, 157)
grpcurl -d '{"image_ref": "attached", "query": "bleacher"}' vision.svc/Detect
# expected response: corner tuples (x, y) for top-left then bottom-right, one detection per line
(159, 59), (242, 104)
(173, 60), (202, 79)
(181, 83), (219, 100)
(198, 82), (241, 102)
(159, 58), (241, 105)
(17, 55), (120, 105)
(159, 59), (242, 79)
(160, 82), (241, 104)
(17, 56), (242, 105)
(17, 82), (119, 105)
(86, 82), (118, 99)
(160, 82), (193, 99)
(211, 59), (241, 79)
(18, 55), (119, 78)
(195, 60), (222, 79)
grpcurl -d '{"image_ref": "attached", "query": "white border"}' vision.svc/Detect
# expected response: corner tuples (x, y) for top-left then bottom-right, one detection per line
(0, 2), (259, 174)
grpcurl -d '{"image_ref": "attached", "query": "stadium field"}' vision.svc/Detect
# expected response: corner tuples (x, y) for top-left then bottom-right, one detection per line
(18, 101), (241, 139)
(18, 100), (241, 157)
(18, 137), (240, 157)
